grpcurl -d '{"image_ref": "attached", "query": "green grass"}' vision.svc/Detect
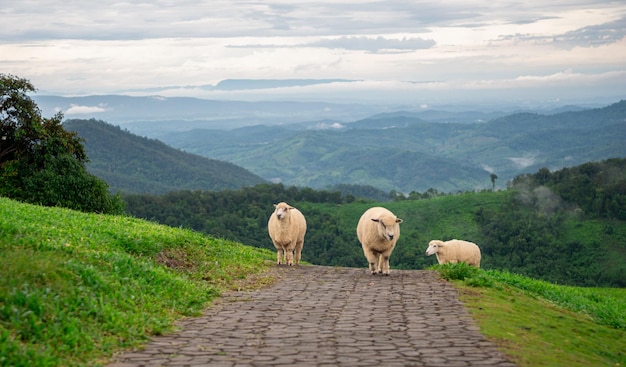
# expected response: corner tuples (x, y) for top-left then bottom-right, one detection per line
(3, 197), (625, 367)
(0, 197), (276, 367)
(433, 263), (626, 367)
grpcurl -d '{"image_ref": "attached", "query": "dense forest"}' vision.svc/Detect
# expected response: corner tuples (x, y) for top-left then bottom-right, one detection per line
(63, 119), (267, 194)
(124, 158), (626, 287)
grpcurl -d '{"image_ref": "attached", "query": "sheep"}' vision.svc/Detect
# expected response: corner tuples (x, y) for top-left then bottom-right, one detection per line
(425, 239), (481, 268)
(267, 202), (307, 266)
(356, 207), (403, 275)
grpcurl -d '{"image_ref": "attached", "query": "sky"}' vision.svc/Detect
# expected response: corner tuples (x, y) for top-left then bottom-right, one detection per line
(2, 0), (626, 108)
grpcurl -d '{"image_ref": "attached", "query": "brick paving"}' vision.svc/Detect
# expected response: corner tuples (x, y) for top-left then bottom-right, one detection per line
(107, 265), (517, 367)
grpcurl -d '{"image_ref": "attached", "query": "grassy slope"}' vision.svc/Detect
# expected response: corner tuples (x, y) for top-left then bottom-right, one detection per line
(0, 197), (276, 367)
(300, 190), (626, 285)
(435, 264), (626, 367)
(1, 197), (625, 366)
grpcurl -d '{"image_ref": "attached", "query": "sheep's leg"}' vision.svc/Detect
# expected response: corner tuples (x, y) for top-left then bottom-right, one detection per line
(285, 249), (294, 266)
(380, 255), (390, 275)
(376, 254), (383, 274)
(380, 246), (396, 275)
(363, 247), (380, 274)
(294, 240), (304, 265)
(276, 248), (284, 265)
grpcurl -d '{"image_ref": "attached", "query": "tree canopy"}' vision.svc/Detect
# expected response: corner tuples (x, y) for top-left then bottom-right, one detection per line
(0, 74), (123, 214)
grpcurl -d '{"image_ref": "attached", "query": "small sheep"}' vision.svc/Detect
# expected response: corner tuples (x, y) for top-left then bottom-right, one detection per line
(425, 239), (481, 268)
(356, 207), (403, 275)
(267, 202), (307, 266)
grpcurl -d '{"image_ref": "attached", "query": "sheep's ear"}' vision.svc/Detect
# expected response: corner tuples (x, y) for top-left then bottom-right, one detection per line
(396, 218), (403, 224)
(273, 204), (278, 208)
(371, 218), (380, 223)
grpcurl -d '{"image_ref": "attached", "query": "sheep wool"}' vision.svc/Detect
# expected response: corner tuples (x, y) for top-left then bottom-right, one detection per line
(426, 239), (481, 268)
(268, 202), (307, 266)
(356, 207), (403, 275)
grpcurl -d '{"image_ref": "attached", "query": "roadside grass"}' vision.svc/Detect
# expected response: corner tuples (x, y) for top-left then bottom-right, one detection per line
(0, 197), (276, 367)
(433, 263), (626, 367)
(3, 196), (625, 367)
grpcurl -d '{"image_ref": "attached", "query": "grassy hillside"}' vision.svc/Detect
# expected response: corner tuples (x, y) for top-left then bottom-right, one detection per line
(63, 119), (267, 194)
(0, 197), (275, 366)
(1, 198), (625, 366)
(125, 183), (626, 287)
(435, 264), (626, 367)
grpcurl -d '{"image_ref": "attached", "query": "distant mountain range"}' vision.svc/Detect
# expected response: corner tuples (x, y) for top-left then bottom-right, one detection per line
(62, 100), (625, 194)
(63, 119), (267, 194)
(156, 100), (626, 193)
(34, 94), (387, 129)
(34, 92), (595, 132)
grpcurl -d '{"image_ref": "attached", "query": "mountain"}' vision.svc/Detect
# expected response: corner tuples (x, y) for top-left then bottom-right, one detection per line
(156, 100), (626, 193)
(63, 119), (267, 194)
(33, 93), (572, 134)
(33, 94), (388, 130)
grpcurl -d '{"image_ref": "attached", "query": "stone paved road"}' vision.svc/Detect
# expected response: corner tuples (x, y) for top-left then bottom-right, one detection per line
(107, 265), (517, 367)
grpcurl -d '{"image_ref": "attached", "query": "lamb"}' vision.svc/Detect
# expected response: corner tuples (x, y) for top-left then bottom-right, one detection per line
(267, 202), (307, 266)
(425, 239), (481, 268)
(356, 207), (403, 275)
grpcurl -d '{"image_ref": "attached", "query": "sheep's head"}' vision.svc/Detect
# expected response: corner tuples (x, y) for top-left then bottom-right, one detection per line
(273, 202), (293, 220)
(371, 215), (403, 241)
(426, 240), (444, 256)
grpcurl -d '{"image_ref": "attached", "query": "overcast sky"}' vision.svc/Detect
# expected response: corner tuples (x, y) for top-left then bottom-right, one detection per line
(2, 0), (625, 107)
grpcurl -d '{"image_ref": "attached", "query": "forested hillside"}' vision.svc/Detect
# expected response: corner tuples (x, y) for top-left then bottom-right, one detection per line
(124, 158), (626, 287)
(63, 119), (267, 194)
(159, 100), (626, 192)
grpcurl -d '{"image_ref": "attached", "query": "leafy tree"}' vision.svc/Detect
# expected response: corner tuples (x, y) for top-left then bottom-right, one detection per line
(490, 173), (498, 191)
(0, 74), (123, 214)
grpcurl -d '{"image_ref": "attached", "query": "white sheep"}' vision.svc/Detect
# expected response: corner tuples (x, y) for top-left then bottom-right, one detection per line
(356, 207), (403, 275)
(425, 239), (481, 268)
(267, 202), (307, 266)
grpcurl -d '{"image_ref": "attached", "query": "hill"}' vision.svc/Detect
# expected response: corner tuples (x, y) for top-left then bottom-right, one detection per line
(63, 119), (267, 194)
(123, 159), (626, 287)
(0, 196), (275, 366)
(158, 100), (626, 193)
(1, 197), (624, 366)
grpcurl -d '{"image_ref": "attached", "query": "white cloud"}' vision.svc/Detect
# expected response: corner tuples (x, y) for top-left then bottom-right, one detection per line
(508, 155), (537, 169)
(310, 122), (345, 130)
(0, 1), (624, 107)
(65, 104), (107, 115)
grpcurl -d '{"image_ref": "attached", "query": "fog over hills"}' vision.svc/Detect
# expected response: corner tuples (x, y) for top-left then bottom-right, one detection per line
(60, 95), (626, 194)
(34, 88), (602, 134)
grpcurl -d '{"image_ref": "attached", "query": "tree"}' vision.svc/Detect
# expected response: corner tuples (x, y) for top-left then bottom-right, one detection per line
(0, 74), (123, 214)
(490, 173), (498, 191)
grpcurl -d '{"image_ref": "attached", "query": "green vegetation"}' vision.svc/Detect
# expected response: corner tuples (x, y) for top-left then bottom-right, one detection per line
(0, 197), (275, 367)
(0, 74), (123, 214)
(153, 100), (626, 192)
(2, 198), (624, 367)
(2, 74), (624, 365)
(433, 263), (626, 367)
(124, 159), (626, 287)
(63, 119), (267, 195)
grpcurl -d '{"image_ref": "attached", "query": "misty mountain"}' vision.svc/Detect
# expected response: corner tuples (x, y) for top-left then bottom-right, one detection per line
(34, 94), (387, 129)
(157, 100), (626, 193)
(63, 119), (267, 194)
(33, 92), (575, 135)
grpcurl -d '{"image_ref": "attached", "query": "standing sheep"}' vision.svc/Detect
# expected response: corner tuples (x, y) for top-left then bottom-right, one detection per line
(268, 202), (307, 266)
(356, 207), (403, 275)
(425, 239), (481, 268)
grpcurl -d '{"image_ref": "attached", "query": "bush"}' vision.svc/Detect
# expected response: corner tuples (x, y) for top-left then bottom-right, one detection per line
(431, 263), (493, 287)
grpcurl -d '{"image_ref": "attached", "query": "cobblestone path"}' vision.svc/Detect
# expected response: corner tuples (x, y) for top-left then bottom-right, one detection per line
(107, 265), (517, 367)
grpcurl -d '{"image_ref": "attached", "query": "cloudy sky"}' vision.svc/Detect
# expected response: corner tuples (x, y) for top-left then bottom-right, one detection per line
(2, 0), (625, 107)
